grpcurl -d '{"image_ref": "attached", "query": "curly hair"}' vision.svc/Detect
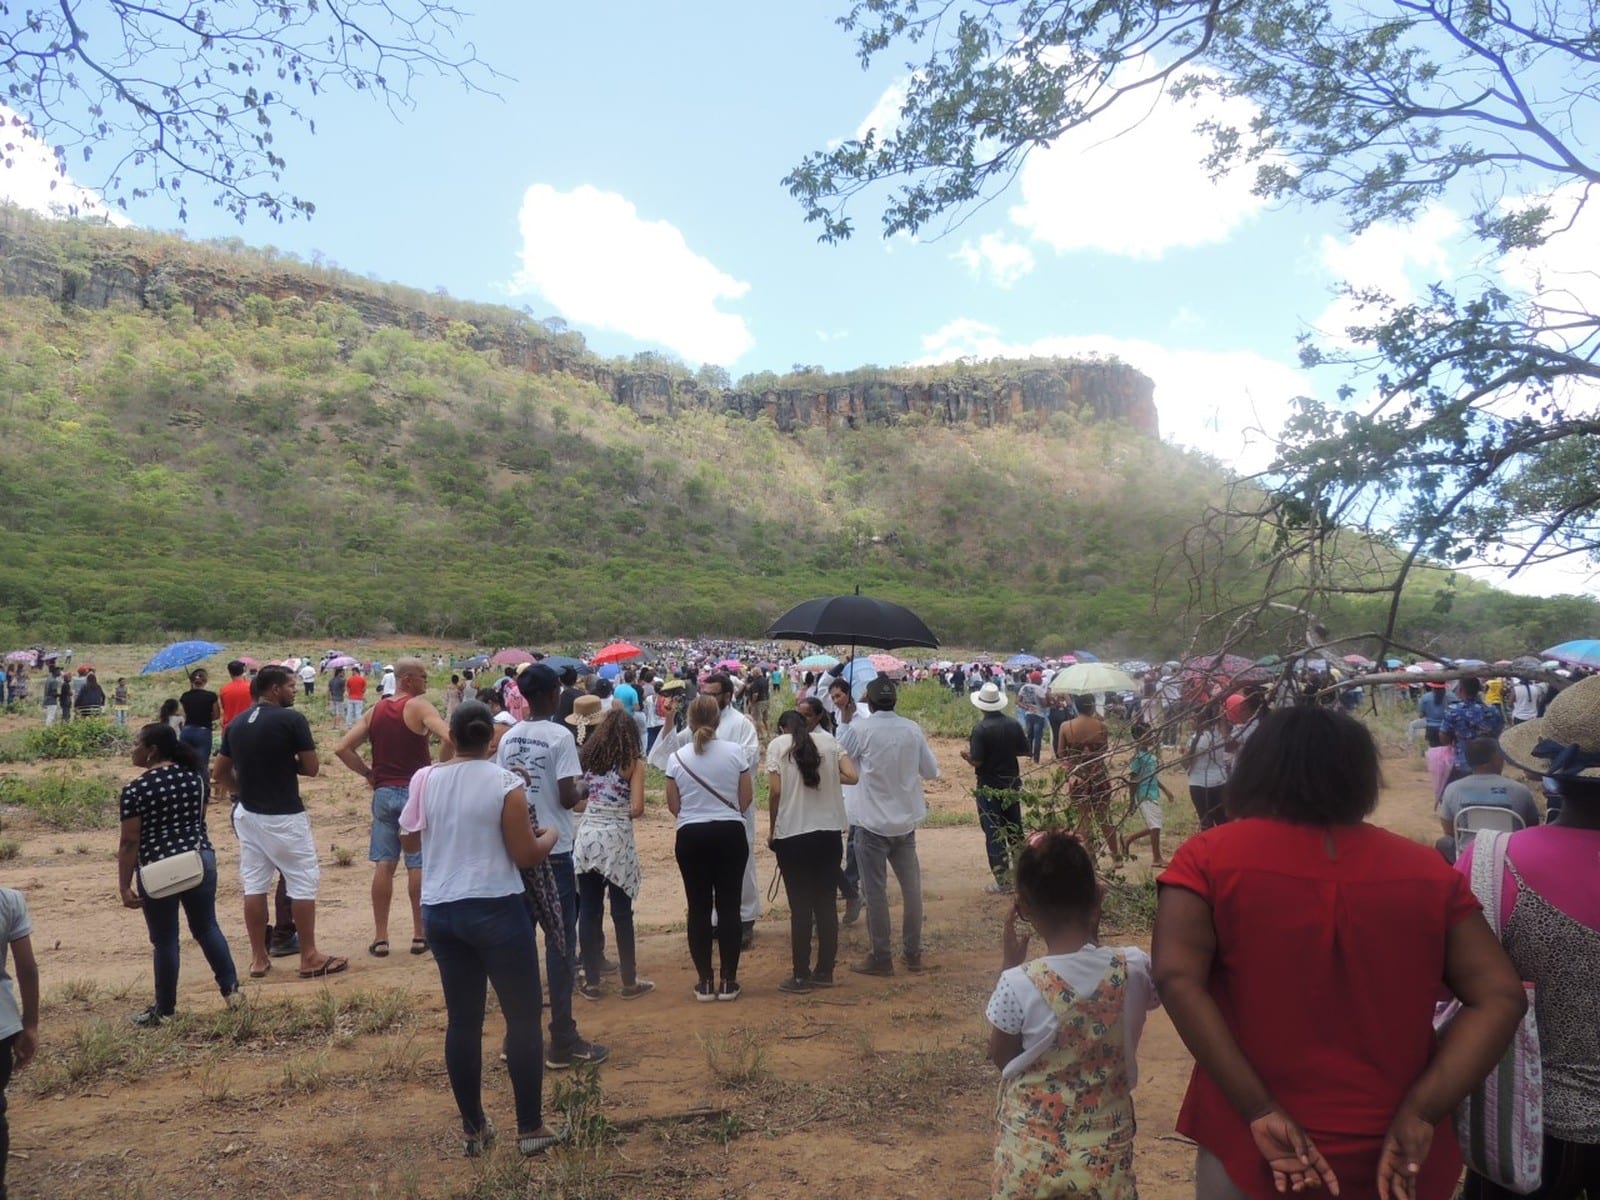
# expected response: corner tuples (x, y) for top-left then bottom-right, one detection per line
(578, 708), (641, 776)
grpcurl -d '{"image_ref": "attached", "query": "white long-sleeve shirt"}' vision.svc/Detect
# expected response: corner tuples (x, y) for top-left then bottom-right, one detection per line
(648, 703), (759, 773)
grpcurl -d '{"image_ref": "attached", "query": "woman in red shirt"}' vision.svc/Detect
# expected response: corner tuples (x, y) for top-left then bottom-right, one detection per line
(1154, 706), (1526, 1200)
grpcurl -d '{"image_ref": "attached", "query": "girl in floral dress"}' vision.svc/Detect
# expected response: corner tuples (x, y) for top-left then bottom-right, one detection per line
(571, 709), (653, 999)
(987, 830), (1160, 1199)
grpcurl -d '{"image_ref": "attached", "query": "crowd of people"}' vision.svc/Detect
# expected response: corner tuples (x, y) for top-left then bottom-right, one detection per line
(0, 640), (1594, 1200)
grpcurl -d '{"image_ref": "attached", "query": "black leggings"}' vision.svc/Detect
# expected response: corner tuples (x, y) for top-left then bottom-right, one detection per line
(772, 830), (842, 979)
(674, 820), (748, 984)
(1189, 784), (1227, 830)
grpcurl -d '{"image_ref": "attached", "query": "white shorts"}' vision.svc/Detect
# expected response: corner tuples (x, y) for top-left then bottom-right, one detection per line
(234, 806), (321, 899)
(1138, 800), (1165, 831)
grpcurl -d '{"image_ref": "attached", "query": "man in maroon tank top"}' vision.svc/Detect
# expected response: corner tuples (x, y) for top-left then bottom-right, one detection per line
(333, 658), (454, 956)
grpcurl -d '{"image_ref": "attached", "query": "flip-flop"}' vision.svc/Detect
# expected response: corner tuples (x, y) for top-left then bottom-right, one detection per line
(249, 962), (272, 979)
(410, 938), (429, 956)
(298, 956), (349, 979)
(368, 939), (390, 958)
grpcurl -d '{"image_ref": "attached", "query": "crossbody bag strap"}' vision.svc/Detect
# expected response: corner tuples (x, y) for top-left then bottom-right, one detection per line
(672, 750), (741, 813)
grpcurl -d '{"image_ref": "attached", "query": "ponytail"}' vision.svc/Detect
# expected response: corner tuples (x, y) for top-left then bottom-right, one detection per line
(776, 709), (821, 788)
(687, 695), (721, 754)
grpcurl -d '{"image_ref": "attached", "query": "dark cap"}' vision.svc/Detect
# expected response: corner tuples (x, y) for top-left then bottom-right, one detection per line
(864, 675), (897, 705)
(516, 663), (561, 702)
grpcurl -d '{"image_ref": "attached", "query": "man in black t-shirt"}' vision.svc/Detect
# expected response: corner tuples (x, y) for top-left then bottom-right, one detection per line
(743, 668), (771, 739)
(960, 682), (1030, 893)
(214, 666), (347, 982)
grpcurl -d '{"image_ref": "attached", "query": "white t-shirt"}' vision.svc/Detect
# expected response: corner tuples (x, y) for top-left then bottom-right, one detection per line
(380, 670), (397, 697)
(298, 664), (316, 685)
(493, 710), (516, 728)
(400, 761), (525, 905)
(765, 730), (849, 840)
(497, 718), (582, 854)
(985, 945), (1159, 1082)
(1187, 729), (1228, 788)
(0, 888), (30, 1040)
(665, 739), (749, 827)
(1510, 682), (1543, 723)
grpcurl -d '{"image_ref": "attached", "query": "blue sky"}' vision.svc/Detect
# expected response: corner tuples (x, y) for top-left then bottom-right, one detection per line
(2, 0), (1594, 597)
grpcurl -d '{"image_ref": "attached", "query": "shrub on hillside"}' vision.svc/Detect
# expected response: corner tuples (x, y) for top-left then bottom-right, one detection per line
(22, 719), (132, 761)
(0, 774), (111, 829)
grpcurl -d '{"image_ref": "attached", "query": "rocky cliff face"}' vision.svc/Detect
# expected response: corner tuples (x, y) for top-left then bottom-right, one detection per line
(0, 224), (1159, 438)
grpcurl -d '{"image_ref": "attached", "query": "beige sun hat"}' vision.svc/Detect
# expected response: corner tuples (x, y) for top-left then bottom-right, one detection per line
(1499, 675), (1600, 778)
(970, 681), (1009, 712)
(565, 694), (607, 729)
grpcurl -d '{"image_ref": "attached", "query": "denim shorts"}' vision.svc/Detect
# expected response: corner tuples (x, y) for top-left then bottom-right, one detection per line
(371, 785), (422, 869)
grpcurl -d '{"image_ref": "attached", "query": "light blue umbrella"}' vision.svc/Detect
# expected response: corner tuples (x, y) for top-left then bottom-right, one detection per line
(597, 662), (622, 681)
(797, 653), (840, 669)
(140, 640), (225, 675)
(1541, 639), (1600, 669)
(1005, 653), (1043, 668)
(1071, 650), (1100, 662)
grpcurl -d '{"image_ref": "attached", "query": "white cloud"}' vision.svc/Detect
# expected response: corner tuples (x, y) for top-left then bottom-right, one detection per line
(0, 105), (129, 225)
(916, 318), (1313, 473)
(1008, 63), (1269, 259)
(855, 78), (911, 143)
(1312, 205), (1461, 343)
(953, 231), (1036, 288)
(1500, 184), (1600, 336)
(511, 183), (752, 365)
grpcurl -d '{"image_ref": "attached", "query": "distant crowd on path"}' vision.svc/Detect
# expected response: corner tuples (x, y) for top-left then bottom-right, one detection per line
(2, 647), (1597, 1199)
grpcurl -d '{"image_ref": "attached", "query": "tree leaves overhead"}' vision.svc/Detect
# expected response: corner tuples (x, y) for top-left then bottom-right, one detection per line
(0, 0), (497, 221)
(788, 0), (1600, 648)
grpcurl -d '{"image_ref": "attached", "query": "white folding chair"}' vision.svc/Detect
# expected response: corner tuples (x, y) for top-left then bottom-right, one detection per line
(1455, 805), (1526, 853)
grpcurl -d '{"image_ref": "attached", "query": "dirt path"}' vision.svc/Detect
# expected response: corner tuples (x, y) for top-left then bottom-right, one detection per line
(0, 699), (1451, 1199)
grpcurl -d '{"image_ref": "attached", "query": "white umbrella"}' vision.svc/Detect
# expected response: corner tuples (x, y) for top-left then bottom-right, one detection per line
(1046, 662), (1137, 694)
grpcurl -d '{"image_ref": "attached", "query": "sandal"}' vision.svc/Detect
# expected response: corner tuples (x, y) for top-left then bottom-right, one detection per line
(249, 962), (272, 979)
(410, 938), (429, 956)
(517, 1128), (567, 1157)
(368, 939), (390, 958)
(298, 955), (349, 979)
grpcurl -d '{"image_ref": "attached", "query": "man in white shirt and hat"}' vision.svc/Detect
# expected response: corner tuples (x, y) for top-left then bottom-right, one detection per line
(650, 670), (762, 947)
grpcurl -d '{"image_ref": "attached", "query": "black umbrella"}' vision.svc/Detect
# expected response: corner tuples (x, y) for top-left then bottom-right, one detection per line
(765, 587), (939, 662)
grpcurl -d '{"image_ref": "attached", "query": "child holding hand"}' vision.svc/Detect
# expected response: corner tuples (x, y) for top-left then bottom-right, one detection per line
(987, 830), (1159, 1199)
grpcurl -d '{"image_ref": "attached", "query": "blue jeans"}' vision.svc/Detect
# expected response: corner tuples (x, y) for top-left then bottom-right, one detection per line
(423, 894), (545, 1136)
(542, 853), (579, 1052)
(179, 726), (213, 785)
(1022, 712), (1048, 762)
(975, 786), (1023, 884)
(370, 786), (423, 869)
(140, 847), (237, 1014)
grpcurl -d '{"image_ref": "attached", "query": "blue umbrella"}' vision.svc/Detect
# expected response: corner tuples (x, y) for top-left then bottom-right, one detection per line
(597, 662), (622, 681)
(1071, 650), (1100, 662)
(141, 639), (225, 675)
(1542, 639), (1600, 669)
(1005, 653), (1043, 668)
(542, 654), (589, 674)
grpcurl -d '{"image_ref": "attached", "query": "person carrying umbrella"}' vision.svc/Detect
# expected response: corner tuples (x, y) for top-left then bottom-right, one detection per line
(960, 683), (1030, 894)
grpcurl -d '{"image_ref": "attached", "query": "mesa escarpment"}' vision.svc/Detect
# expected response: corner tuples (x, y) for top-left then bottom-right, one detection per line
(0, 218), (1159, 437)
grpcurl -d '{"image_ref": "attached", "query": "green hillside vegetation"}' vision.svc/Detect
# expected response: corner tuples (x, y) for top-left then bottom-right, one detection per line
(0, 213), (1592, 657)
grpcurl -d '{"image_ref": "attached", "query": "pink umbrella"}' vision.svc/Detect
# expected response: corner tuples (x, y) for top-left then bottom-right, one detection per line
(1341, 653), (1373, 666)
(326, 655), (357, 669)
(489, 648), (534, 667)
(868, 652), (906, 673)
(4, 650), (34, 664)
(715, 658), (744, 671)
(236, 655), (261, 669)
(281, 657), (303, 671)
